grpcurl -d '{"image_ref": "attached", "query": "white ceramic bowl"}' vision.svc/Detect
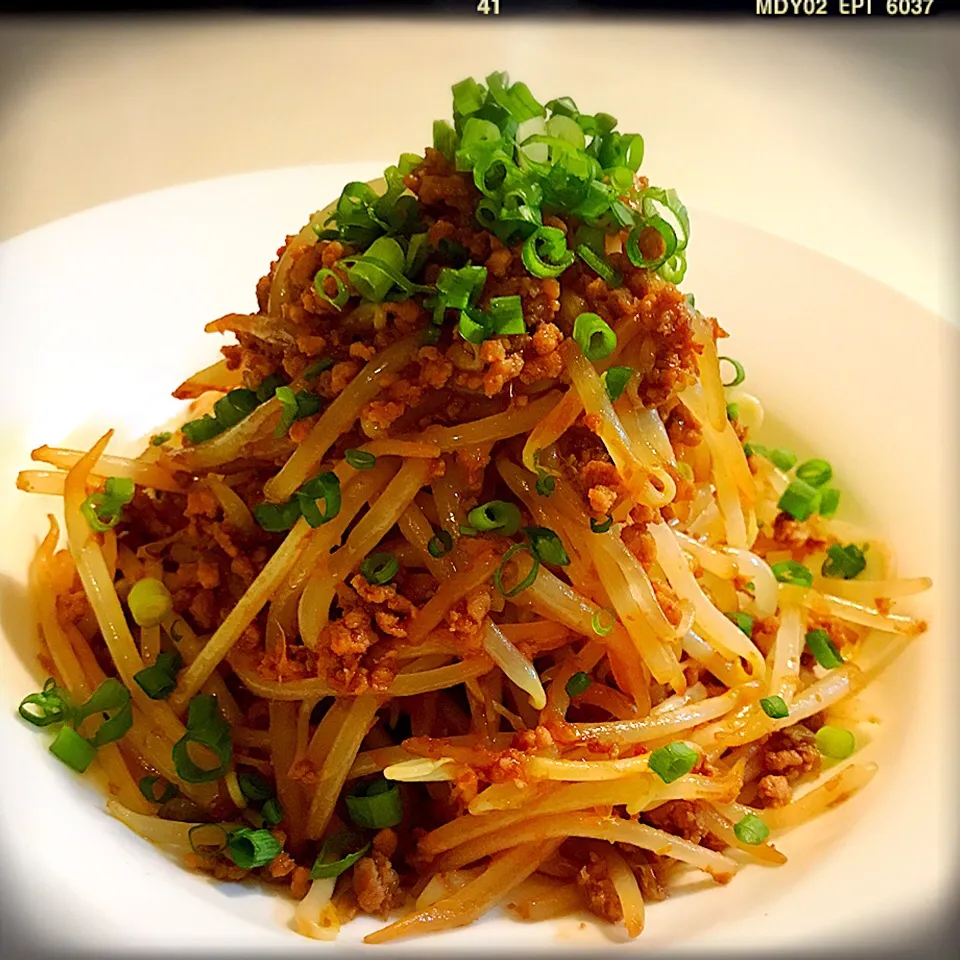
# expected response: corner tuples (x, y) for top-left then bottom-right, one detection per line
(0, 165), (953, 954)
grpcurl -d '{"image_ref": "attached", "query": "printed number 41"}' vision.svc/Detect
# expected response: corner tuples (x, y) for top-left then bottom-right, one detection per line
(477, 0), (501, 13)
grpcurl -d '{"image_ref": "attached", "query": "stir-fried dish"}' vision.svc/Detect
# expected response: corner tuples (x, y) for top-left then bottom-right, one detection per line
(15, 74), (930, 942)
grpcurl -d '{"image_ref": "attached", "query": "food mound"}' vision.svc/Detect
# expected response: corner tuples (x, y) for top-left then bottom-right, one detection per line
(15, 73), (929, 943)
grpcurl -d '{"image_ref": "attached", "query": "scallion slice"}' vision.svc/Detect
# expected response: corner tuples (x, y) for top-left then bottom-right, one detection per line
(361, 551), (399, 585)
(521, 226), (575, 278)
(427, 530), (454, 559)
(771, 560), (814, 588)
(75, 678), (133, 747)
(524, 526), (570, 566)
(346, 779), (403, 829)
(310, 833), (371, 880)
(253, 499), (302, 533)
(172, 694), (232, 784)
(795, 458), (833, 488)
(759, 695), (789, 719)
(133, 650), (182, 701)
(494, 542), (540, 597)
(725, 612), (754, 637)
(572, 312), (616, 362)
(718, 356), (745, 387)
(821, 543), (867, 580)
(565, 671), (591, 697)
(313, 268), (349, 310)
(226, 827), (283, 870)
(805, 628), (844, 669)
(467, 500), (523, 537)
(778, 478), (822, 521)
(604, 366), (633, 403)
(734, 813), (770, 845)
(647, 742), (698, 784)
(590, 516), (613, 534)
(344, 449), (377, 471)
(591, 608), (616, 636)
(297, 472), (341, 528)
(49, 725), (97, 773)
(139, 775), (179, 805)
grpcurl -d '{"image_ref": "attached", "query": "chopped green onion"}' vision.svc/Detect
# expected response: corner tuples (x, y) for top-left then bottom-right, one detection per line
(172, 694), (232, 784)
(815, 725), (856, 760)
(139, 776), (178, 805)
(821, 543), (866, 580)
(188, 823), (229, 856)
(302, 359), (333, 381)
(590, 516), (613, 534)
(525, 526), (570, 566)
(805, 628), (844, 669)
(346, 779), (403, 829)
(310, 833), (372, 880)
(793, 459), (831, 489)
(521, 226), (575, 279)
(604, 366), (633, 403)
(458, 309), (491, 345)
(361, 551), (399, 585)
(819, 487), (841, 518)
(127, 577), (173, 628)
(133, 650), (183, 701)
(459, 525), (478, 537)
(434, 265), (488, 315)
(467, 500), (523, 537)
(725, 612), (754, 637)
(718, 356), (745, 388)
(150, 432), (172, 447)
(226, 827), (283, 870)
(576, 244), (621, 287)
(759, 695), (789, 719)
(778, 479), (822, 522)
(572, 312), (616, 362)
(734, 813), (770, 845)
(252, 373), (283, 402)
(565, 671), (592, 697)
(275, 386), (322, 438)
(80, 476), (135, 532)
(19, 678), (72, 728)
(676, 461), (694, 483)
(494, 542), (540, 598)
(213, 389), (259, 430)
(49, 725), (96, 773)
(535, 474), (556, 497)
(591, 608), (616, 636)
(75, 678), (133, 747)
(261, 797), (284, 827)
(238, 773), (274, 802)
(297, 472), (341, 528)
(647, 742), (698, 784)
(488, 295), (525, 335)
(344, 449), (377, 471)
(626, 217), (677, 271)
(313, 268), (349, 310)
(181, 415), (225, 445)
(771, 560), (814, 588)
(253, 499), (301, 533)
(427, 530), (454, 558)
(726, 402), (740, 421)
(768, 448), (797, 472)
(453, 76), (486, 118)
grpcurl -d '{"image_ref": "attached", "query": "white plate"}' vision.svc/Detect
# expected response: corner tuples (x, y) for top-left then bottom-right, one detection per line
(0, 165), (954, 954)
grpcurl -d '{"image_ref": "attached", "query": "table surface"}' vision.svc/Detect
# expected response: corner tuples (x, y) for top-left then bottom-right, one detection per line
(0, 17), (954, 316)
